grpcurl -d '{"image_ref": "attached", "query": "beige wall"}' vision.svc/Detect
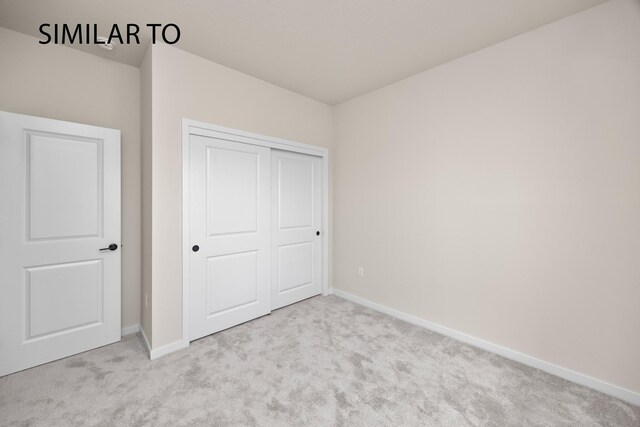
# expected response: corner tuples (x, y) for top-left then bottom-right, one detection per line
(149, 44), (333, 348)
(333, 0), (640, 394)
(0, 27), (142, 330)
(140, 47), (153, 344)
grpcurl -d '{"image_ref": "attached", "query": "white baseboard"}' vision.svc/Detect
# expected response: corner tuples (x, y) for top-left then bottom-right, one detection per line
(121, 323), (140, 337)
(139, 325), (152, 356)
(138, 326), (185, 360)
(148, 340), (185, 360)
(330, 288), (640, 406)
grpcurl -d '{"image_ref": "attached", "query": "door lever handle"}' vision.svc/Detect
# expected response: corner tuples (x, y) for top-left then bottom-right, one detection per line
(99, 243), (118, 252)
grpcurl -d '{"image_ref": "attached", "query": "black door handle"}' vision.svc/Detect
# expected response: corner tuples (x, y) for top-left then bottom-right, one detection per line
(99, 243), (118, 252)
(316, 231), (320, 236)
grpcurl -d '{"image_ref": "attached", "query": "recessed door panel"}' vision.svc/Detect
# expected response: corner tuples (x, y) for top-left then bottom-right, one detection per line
(207, 148), (258, 236)
(27, 133), (101, 240)
(278, 158), (313, 229)
(0, 112), (121, 377)
(207, 251), (258, 316)
(189, 135), (270, 340)
(272, 150), (322, 309)
(278, 242), (313, 293)
(27, 260), (103, 339)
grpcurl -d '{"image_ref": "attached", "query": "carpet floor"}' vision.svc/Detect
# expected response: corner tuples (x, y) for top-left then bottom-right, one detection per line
(1, 295), (638, 426)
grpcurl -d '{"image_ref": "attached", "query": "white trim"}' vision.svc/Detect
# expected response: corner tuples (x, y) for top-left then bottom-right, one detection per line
(321, 152), (330, 296)
(330, 288), (640, 406)
(181, 120), (191, 350)
(185, 119), (329, 157)
(139, 326), (151, 357)
(149, 340), (185, 360)
(121, 324), (140, 337)
(181, 119), (331, 348)
(138, 327), (184, 360)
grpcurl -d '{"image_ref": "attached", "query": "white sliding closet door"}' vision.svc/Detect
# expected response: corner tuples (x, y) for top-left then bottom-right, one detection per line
(188, 135), (271, 340)
(271, 150), (322, 310)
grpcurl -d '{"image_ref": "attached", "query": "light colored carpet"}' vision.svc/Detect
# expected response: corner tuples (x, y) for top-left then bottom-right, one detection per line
(1, 295), (638, 426)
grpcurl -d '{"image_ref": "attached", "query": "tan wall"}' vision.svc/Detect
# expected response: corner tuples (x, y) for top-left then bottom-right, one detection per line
(149, 44), (333, 348)
(0, 27), (142, 331)
(333, 0), (640, 393)
(140, 47), (153, 344)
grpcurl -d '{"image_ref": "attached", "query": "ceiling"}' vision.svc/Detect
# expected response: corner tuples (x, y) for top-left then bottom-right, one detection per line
(0, 0), (607, 104)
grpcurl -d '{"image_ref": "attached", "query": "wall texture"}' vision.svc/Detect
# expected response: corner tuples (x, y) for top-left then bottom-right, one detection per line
(0, 27), (142, 331)
(333, 0), (640, 394)
(149, 44), (333, 348)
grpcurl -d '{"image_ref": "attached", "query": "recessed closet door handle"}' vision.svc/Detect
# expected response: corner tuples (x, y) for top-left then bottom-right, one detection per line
(99, 243), (118, 252)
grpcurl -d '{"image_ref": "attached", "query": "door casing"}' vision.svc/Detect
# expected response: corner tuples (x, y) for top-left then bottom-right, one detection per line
(181, 119), (330, 348)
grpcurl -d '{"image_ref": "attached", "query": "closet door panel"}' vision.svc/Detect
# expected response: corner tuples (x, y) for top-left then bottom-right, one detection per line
(189, 135), (270, 340)
(271, 150), (322, 309)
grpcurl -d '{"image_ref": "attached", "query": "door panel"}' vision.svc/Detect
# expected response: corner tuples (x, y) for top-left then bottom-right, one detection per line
(278, 158), (313, 229)
(26, 259), (103, 339)
(27, 133), (102, 240)
(271, 150), (322, 309)
(206, 251), (258, 315)
(189, 135), (270, 340)
(206, 148), (258, 236)
(277, 242), (313, 293)
(0, 111), (121, 377)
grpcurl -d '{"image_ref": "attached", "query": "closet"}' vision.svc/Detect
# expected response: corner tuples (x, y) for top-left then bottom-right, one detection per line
(184, 121), (327, 342)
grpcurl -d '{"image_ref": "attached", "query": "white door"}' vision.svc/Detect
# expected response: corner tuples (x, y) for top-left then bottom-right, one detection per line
(271, 150), (322, 310)
(0, 112), (121, 377)
(189, 135), (271, 341)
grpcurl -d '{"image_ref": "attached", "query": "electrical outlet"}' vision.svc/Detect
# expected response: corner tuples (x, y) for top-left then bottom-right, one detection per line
(145, 294), (149, 309)
(357, 267), (364, 279)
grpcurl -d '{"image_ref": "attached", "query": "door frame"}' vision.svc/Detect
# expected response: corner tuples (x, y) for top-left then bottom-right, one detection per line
(181, 118), (330, 348)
